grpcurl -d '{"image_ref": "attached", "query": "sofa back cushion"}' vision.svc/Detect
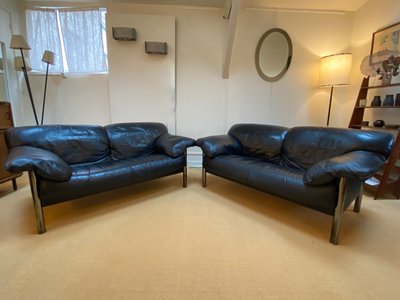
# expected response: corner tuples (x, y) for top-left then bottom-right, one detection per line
(228, 124), (288, 161)
(6, 125), (110, 165)
(105, 122), (168, 160)
(282, 126), (394, 170)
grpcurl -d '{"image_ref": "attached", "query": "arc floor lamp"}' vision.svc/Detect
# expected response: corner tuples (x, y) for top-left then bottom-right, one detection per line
(318, 53), (352, 126)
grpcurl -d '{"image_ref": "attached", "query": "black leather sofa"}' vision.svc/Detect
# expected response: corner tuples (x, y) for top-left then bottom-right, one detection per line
(196, 124), (394, 244)
(5, 122), (194, 233)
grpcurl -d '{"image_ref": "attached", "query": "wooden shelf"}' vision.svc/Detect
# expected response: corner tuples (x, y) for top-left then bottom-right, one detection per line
(354, 106), (400, 109)
(349, 76), (400, 200)
(390, 164), (400, 172)
(350, 125), (400, 131)
(364, 179), (400, 199)
(360, 82), (400, 90)
(0, 102), (22, 191)
(365, 177), (400, 199)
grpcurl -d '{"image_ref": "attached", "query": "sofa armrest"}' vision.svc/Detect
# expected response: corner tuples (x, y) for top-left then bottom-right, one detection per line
(5, 146), (72, 181)
(303, 150), (386, 185)
(196, 135), (242, 158)
(155, 133), (195, 158)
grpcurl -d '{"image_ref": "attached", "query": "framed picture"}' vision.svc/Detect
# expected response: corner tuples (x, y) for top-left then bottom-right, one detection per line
(370, 21), (400, 65)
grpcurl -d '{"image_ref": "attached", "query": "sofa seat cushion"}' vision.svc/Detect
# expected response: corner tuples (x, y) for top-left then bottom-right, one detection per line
(204, 155), (339, 215)
(38, 154), (185, 206)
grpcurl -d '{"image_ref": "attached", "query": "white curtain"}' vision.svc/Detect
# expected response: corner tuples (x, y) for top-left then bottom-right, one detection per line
(25, 8), (64, 73)
(58, 7), (107, 73)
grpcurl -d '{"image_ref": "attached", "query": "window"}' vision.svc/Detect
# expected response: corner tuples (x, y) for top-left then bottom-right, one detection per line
(25, 7), (108, 73)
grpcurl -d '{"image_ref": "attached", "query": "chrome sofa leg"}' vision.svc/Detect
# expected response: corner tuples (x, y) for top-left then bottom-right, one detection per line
(12, 178), (18, 191)
(353, 183), (363, 213)
(28, 171), (46, 234)
(330, 178), (347, 245)
(183, 166), (187, 188)
(202, 168), (207, 187)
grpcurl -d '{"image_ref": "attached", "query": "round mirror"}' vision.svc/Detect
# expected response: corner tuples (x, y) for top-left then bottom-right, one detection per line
(255, 28), (292, 82)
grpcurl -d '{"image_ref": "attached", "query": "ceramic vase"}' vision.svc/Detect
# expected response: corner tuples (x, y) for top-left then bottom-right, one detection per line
(383, 94), (394, 106)
(373, 120), (385, 127)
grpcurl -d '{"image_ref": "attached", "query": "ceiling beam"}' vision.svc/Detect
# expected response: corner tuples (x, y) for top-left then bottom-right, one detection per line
(222, 0), (240, 79)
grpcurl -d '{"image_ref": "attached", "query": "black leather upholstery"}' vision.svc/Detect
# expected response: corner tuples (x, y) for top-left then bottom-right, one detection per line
(6, 125), (110, 165)
(155, 133), (196, 158)
(197, 124), (394, 217)
(303, 150), (387, 185)
(5, 122), (195, 208)
(196, 135), (242, 158)
(204, 155), (339, 215)
(228, 124), (288, 161)
(5, 146), (72, 181)
(282, 126), (393, 170)
(39, 154), (185, 206)
(105, 123), (167, 160)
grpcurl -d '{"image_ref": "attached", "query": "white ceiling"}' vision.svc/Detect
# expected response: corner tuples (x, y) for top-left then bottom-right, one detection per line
(28, 0), (369, 12)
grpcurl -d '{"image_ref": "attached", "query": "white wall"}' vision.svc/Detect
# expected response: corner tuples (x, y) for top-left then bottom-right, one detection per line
(29, 74), (110, 125)
(175, 8), (226, 138)
(0, 0), (24, 125)
(107, 13), (176, 132)
(228, 9), (353, 128)
(103, 3), (353, 132)
(22, 3), (354, 130)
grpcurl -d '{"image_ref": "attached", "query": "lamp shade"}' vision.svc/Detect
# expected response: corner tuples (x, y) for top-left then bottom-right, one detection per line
(42, 50), (55, 65)
(318, 53), (352, 87)
(14, 56), (32, 71)
(10, 35), (31, 50)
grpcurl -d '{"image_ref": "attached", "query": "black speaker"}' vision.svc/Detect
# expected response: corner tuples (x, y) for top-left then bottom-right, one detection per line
(112, 27), (137, 41)
(145, 42), (168, 55)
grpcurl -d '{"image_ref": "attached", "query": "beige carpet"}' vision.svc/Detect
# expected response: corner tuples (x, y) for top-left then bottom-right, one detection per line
(0, 168), (399, 300)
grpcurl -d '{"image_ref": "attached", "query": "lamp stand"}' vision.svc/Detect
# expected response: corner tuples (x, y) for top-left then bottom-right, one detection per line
(326, 85), (334, 127)
(20, 49), (39, 125)
(41, 62), (50, 125)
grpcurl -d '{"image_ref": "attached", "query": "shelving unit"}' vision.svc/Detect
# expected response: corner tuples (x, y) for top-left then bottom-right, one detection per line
(348, 76), (400, 199)
(0, 101), (22, 190)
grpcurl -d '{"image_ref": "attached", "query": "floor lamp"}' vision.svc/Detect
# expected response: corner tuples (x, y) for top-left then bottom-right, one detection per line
(10, 34), (39, 125)
(41, 50), (55, 125)
(318, 53), (352, 126)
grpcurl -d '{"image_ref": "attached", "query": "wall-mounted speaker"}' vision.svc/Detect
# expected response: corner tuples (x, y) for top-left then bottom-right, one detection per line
(112, 27), (137, 41)
(145, 42), (168, 55)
